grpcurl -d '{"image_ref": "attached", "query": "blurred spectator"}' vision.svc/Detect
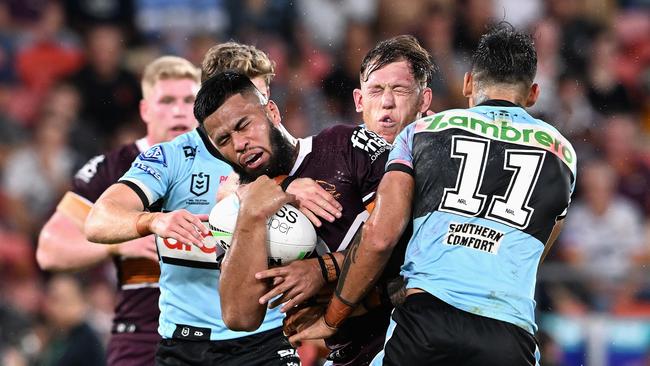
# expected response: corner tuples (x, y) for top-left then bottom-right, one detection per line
(322, 21), (373, 124)
(63, 0), (135, 37)
(227, 0), (297, 48)
(297, 0), (376, 50)
(559, 159), (646, 311)
(69, 24), (141, 149)
(134, 0), (226, 55)
(600, 114), (650, 216)
(38, 274), (106, 366)
(15, 1), (83, 93)
(453, 0), (496, 56)
(2, 111), (78, 236)
(546, 0), (602, 78)
(586, 31), (634, 115)
(418, 1), (466, 112)
(0, 2), (17, 84)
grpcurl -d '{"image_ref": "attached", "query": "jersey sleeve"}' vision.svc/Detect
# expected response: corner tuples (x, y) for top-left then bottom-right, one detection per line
(348, 127), (391, 207)
(71, 154), (111, 204)
(118, 144), (176, 209)
(386, 122), (416, 176)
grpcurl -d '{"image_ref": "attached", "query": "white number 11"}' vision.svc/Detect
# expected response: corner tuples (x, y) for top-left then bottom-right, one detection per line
(439, 136), (545, 229)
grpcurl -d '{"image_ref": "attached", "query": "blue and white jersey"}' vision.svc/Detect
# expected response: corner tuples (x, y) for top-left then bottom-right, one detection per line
(119, 128), (284, 341)
(388, 100), (577, 334)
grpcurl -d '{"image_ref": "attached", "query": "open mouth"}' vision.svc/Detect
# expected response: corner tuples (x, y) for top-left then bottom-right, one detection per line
(242, 151), (265, 169)
(378, 115), (395, 127)
(170, 125), (190, 133)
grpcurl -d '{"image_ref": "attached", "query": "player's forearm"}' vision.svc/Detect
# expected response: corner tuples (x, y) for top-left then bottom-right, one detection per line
(219, 213), (269, 331)
(85, 198), (152, 244)
(37, 212), (113, 271)
(326, 171), (414, 327)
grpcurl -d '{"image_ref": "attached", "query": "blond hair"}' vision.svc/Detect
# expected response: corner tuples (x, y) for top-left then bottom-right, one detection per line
(201, 42), (275, 86)
(141, 56), (201, 99)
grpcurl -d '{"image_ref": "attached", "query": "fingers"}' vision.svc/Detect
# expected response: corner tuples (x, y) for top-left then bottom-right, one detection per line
(195, 214), (209, 222)
(288, 318), (330, 347)
(280, 293), (306, 313)
(258, 281), (290, 304)
(299, 207), (322, 227)
(255, 268), (286, 280)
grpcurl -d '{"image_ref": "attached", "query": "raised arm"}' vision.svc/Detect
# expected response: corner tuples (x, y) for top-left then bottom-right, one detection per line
(219, 176), (294, 331)
(85, 183), (207, 247)
(289, 170), (414, 344)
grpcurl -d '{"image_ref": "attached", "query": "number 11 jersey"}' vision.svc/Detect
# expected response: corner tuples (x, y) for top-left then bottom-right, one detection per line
(387, 100), (577, 334)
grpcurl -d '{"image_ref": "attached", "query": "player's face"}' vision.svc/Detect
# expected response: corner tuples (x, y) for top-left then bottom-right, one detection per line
(140, 78), (199, 144)
(354, 60), (431, 143)
(203, 93), (294, 183)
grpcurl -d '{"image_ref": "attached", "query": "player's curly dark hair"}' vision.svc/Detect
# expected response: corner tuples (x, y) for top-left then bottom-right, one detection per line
(359, 35), (436, 87)
(471, 22), (537, 87)
(193, 71), (260, 125)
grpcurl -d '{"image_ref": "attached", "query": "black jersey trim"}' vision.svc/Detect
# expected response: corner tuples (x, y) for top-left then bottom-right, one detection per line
(160, 256), (220, 270)
(118, 180), (150, 209)
(197, 126), (225, 160)
(476, 99), (521, 108)
(386, 163), (414, 176)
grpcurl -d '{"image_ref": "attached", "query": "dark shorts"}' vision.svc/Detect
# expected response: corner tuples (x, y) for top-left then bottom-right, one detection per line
(107, 333), (160, 366)
(325, 306), (392, 366)
(155, 327), (300, 366)
(378, 292), (538, 366)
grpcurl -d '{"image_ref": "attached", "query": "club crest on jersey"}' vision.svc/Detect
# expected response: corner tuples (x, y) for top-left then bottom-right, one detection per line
(351, 128), (390, 162)
(190, 172), (210, 196)
(183, 145), (197, 158)
(139, 145), (167, 166)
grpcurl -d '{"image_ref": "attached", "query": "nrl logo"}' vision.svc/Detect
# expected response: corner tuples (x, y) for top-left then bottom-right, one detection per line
(190, 172), (210, 196)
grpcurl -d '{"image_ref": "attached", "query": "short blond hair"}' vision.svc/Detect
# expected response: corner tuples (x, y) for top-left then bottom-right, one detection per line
(141, 56), (201, 99)
(201, 42), (275, 86)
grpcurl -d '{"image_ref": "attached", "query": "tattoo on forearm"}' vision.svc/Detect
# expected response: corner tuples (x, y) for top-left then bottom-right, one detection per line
(335, 228), (362, 295)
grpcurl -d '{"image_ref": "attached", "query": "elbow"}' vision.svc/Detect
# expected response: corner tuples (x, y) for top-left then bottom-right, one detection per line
(362, 223), (397, 254)
(35, 246), (56, 271)
(222, 309), (263, 332)
(83, 214), (102, 243)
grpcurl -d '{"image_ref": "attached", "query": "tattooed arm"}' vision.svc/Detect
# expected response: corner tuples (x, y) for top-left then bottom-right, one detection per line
(289, 171), (414, 344)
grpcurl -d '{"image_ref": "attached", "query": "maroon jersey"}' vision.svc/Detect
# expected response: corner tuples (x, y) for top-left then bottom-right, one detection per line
(72, 138), (160, 343)
(286, 125), (392, 366)
(286, 125), (389, 252)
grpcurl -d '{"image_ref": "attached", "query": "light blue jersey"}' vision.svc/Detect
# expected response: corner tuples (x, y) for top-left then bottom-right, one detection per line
(119, 128), (284, 341)
(387, 101), (577, 334)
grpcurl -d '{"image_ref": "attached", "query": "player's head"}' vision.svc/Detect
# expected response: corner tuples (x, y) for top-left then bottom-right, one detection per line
(140, 56), (201, 144)
(194, 71), (294, 183)
(354, 35), (434, 143)
(201, 42), (275, 99)
(464, 22), (539, 107)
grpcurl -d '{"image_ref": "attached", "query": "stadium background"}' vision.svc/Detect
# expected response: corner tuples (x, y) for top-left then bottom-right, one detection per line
(0, 0), (648, 365)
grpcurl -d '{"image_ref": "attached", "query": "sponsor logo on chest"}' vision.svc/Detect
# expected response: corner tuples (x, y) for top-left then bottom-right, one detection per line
(444, 222), (504, 254)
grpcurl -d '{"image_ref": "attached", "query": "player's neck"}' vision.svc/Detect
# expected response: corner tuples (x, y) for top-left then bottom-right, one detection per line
(471, 87), (526, 107)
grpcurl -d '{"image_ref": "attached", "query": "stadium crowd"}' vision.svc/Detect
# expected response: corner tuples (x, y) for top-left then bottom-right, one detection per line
(0, 0), (648, 365)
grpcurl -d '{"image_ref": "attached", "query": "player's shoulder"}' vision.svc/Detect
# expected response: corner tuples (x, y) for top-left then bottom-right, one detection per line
(74, 142), (139, 184)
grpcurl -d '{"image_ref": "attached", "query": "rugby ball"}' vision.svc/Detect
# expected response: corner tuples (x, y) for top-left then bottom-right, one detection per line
(208, 193), (317, 266)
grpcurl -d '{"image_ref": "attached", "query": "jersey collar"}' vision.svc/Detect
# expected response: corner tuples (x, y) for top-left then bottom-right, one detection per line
(476, 99), (521, 108)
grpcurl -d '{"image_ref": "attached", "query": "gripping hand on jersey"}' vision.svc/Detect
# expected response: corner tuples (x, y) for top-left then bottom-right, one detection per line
(286, 178), (342, 227)
(149, 210), (209, 249)
(255, 257), (327, 312)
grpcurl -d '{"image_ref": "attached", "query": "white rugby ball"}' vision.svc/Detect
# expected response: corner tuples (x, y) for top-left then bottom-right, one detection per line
(208, 193), (317, 266)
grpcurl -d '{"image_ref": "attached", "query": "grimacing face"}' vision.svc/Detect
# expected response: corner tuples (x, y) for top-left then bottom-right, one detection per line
(203, 93), (294, 182)
(140, 78), (199, 144)
(353, 60), (432, 143)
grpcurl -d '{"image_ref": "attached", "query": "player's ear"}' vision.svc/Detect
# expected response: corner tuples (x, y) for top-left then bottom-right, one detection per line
(266, 100), (282, 126)
(139, 99), (150, 125)
(525, 83), (540, 108)
(419, 87), (433, 114)
(462, 72), (473, 98)
(353, 88), (363, 112)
